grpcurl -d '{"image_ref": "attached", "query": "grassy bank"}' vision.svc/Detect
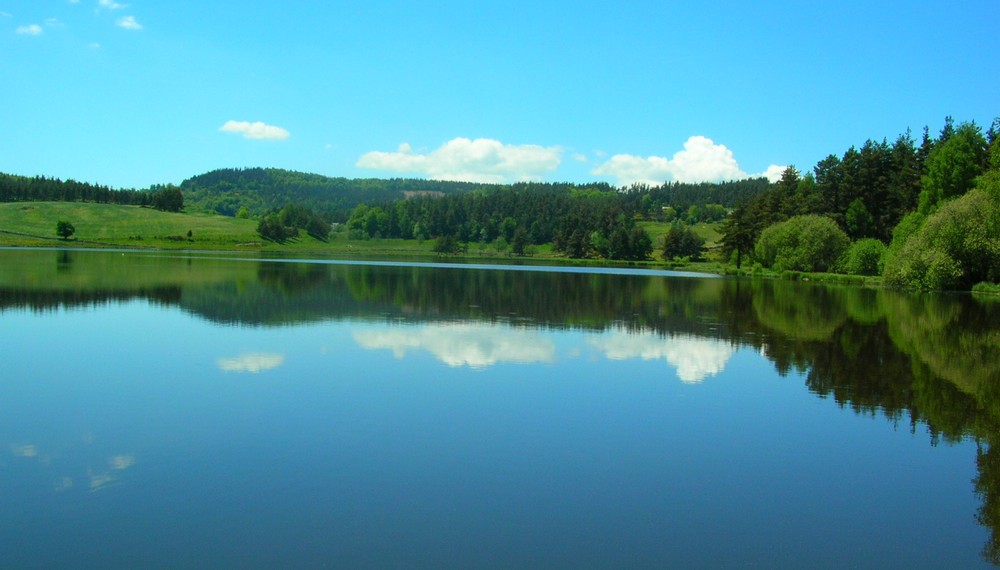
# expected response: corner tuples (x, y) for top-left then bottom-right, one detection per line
(0, 203), (717, 270)
(0, 202), (258, 249)
(0, 202), (902, 289)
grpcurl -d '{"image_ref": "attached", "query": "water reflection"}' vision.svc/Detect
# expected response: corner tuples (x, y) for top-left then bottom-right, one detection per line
(2, 249), (1000, 564)
(216, 353), (287, 374)
(7, 437), (135, 495)
(353, 323), (556, 368)
(587, 330), (735, 383)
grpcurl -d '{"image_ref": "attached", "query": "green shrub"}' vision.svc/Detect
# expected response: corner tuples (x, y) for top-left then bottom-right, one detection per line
(972, 282), (1000, 296)
(883, 186), (1000, 290)
(840, 238), (887, 276)
(754, 215), (850, 272)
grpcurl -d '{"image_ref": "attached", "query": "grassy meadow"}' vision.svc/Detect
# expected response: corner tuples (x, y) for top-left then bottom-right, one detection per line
(0, 202), (259, 248)
(0, 202), (730, 271)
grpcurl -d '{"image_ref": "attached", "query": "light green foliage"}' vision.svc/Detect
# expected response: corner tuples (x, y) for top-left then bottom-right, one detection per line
(883, 183), (1000, 290)
(754, 215), (850, 272)
(840, 238), (886, 276)
(887, 210), (926, 254)
(918, 122), (988, 214)
(684, 203), (727, 224)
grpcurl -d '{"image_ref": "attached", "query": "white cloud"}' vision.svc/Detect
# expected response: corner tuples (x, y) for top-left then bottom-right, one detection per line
(1, 12), (13, 18)
(757, 164), (787, 183)
(592, 135), (785, 186)
(116, 15), (141, 30)
(217, 353), (286, 373)
(16, 24), (43, 35)
(357, 137), (562, 184)
(353, 323), (556, 369)
(588, 330), (734, 383)
(98, 0), (128, 9)
(219, 120), (291, 141)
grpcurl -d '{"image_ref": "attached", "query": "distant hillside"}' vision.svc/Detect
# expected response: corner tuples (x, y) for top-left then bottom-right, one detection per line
(180, 167), (500, 221)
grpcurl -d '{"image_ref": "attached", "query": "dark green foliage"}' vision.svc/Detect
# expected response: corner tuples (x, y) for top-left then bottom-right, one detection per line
(256, 204), (329, 242)
(55, 220), (75, 240)
(661, 222), (704, 261)
(552, 203), (652, 261)
(180, 167), (496, 221)
(845, 198), (875, 239)
(151, 184), (184, 212)
(620, 178), (771, 219)
(840, 238), (886, 276)
(341, 182), (652, 260)
(0, 172), (149, 206)
(256, 214), (296, 242)
(511, 226), (529, 256)
(628, 226), (654, 260)
(278, 203), (330, 240)
(990, 130), (1000, 171)
(754, 215), (850, 272)
(432, 234), (462, 254)
(720, 205), (756, 268)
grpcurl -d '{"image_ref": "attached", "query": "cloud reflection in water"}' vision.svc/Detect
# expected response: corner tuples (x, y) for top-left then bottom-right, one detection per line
(352, 321), (733, 382)
(216, 353), (286, 374)
(353, 323), (556, 369)
(588, 330), (734, 383)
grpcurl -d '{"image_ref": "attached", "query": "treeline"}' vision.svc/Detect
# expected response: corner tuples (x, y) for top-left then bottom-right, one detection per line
(620, 177), (772, 219)
(257, 203), (332, 243)
(184, 167), (768, 225)
(0, 173), (148, 205)
(344, 183), (659, 260)
(343, 178), (767, 260)
(0, 173), (185, 213)
(720, 116), (1000, 289)
(180, 167), (499, 221)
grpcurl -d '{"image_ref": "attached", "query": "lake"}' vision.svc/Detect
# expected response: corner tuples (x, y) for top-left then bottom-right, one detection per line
(1, 248), (998, 568)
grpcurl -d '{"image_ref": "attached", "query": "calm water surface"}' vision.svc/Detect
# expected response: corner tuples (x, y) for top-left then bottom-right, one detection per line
(1, 248), (998, 568)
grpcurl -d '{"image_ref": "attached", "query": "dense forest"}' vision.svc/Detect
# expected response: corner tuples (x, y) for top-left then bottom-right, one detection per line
(0, 173), (184, 212)
(339, 178), (769, 260)
(719, 116), (1000, 289)
(179, 168), (499, 220)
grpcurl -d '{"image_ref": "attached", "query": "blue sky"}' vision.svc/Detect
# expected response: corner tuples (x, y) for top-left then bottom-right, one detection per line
(2, 1), (997, 189)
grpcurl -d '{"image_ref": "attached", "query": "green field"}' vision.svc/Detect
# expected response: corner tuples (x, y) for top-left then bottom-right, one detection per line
(0, 202), (259, 248)
(0, 202), (726, 270)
